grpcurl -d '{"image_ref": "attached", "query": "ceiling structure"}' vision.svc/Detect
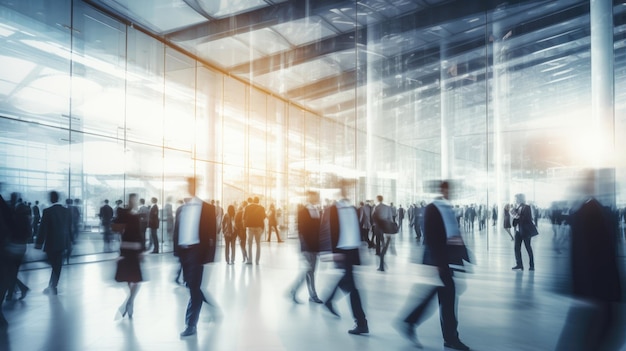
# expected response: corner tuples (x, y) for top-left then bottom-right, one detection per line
(82, 0), (626, 121)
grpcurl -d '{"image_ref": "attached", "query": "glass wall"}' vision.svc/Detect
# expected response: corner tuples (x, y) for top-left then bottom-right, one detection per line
(0, 0), (624, 261)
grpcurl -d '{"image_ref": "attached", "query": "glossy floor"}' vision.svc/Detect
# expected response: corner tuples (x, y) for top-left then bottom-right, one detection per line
(2, 222), (626, 351)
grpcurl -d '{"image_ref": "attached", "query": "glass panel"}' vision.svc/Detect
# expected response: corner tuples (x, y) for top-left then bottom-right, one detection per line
(163, 48), (195, 151)
(71, 4), (127, 137)
(223, 77), (247, 169)
(197, 0), (268, 19)
(249, 89), (266, 172)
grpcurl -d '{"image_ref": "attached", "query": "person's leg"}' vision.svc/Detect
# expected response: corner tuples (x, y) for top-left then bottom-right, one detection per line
(513, 232), (523, 269)
(230, 236), (236, 263)
(48, 251), (63, 289)
(224, 237), (230, 263)
(437, 271), (459, 344)
(126, 282), (140, 317)
(523, 236), (534, 270)
(239, 231), (248, 262)
(150, 228), (159, 253)
(181, 248), (204, 331)
(378, 234), (391, 271)
(246, 228), (253, 264)
(304, 252), (320, 300)
(254, 228), (262, 264)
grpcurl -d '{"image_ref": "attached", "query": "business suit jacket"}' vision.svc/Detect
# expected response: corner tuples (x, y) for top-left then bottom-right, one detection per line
(512, 204), (537, 238)
(36, 204), (72, 253)
(148, 204), (159, 229)
(422, 201), (469, 270)
(297, 204), (320, 252)
(570, 198), (622, 302)
(372, 202), (393, 234)
(173, 199), (217, 264)
(358, 204), (372, 230)
(243, 203), (266, 228)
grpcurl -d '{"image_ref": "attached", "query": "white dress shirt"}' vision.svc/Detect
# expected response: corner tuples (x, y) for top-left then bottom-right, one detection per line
(178, 197), (202, 246)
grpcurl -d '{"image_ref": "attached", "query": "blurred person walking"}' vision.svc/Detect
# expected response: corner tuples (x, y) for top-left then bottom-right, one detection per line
(148, 197), (160, 253)
(244, 197), (265, 265)
(112, 193), (144, 319)
(395, 181), (471, 351)
(289, 191), (323, 304)
(99, 199), (114, 252)
(235, 202), (248, 263)
(174, 177), (218, 337)
(4, 193), (30, 301)
(266, 203), (283, 242)
(35, 191), (73, 295)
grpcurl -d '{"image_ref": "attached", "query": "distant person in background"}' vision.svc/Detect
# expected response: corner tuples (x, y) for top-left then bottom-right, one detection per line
(148, 197), (159, 254)
(289, 191), (323, 304)
(113, 193), (144, 319)
(266, 203), (283, 242)
(31, 200), (41, 242)
(244, 197), (265, 265)
(502, 204), (514, 241)
(235, 201), (248, 263)
(164, 197), (174, 241)
(222, 205), (237, 265)
(99, 199), (114, 252)
(36, 191), (72, 295)
(137, 199), (150, 251)
(556, 170), (624, 351)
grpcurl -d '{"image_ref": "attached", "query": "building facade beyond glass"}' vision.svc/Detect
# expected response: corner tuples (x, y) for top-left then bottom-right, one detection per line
(0, 0), (625, 260)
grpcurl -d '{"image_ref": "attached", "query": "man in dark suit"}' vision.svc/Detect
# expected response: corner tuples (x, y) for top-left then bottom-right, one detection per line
(174, 177), (218, 337)
(372, 195), (395, 272)
(36, 191), (72, 295)
(321, 179), (369, 335)
(556, 170), (623, 351)
(0, 185), (16, 327)
(289, 191), (323, 304)
(148, 197), (159, 254)
(99, 199), (114, 252)
(395, 181), (470, 351)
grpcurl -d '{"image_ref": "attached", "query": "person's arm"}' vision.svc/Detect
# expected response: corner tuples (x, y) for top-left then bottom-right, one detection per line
(35, 210), (47, 249)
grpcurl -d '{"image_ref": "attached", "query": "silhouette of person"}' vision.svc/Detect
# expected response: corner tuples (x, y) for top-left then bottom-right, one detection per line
(555, 169), (624, 351)
(511, 193), (537, 271)
(289, 191), (323, 304)
(321, 179), (369, 335)
(99, 199), (114, 252)
(148, 197), (159, 254)
(234, 201), (248, 263)
(113, 193), (144, 319)
(244, 197), (265, 265)
(174, 177), (219, 337)
(221, 205), (237, 264)
(0, 184), (14, 328)
(5, 192), (30, 301)
(395, 181), (470, 351)
(36, 191), (73, 295)
(266, 203), (282, 242)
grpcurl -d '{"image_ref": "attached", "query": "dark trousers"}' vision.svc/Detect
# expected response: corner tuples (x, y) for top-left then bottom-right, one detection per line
(149, 228), (159, 253)
(360, 227), (370, 243)
(179, 246), (217, 327)
(326, 253), (366, 325)
(404, 268), (459, 343)
(514, 232), (534, 269)
(47, 251), (64, 288)
(413, 222), (421, 239)
(5, 244), (28, 298)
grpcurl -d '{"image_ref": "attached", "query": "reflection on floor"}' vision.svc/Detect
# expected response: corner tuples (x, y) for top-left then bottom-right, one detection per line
(2, 221), (626, 351)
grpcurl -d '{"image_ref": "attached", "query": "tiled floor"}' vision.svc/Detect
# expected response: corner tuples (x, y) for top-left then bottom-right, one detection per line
(2, 222), (625, 351)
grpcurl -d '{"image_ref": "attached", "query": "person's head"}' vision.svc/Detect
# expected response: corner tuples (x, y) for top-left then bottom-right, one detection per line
(247, 197), (253, 203)
(116, 199), (122, 206)
(307, 191), (320, 205)
(514, 193), (526, 205)
(65, 198), (72, 205)
(128, 193), (138, 210)
(376, 195), (383, 203)
(104, 199), (109, 204)
(10, 192), (19, 205)
(49, 191), (59, 204)
(151, 197), (157, 204)
(186, 177), (196, 197)
(35, 200), (39, 205)
(241, 201), (248, 208)
(440, 180), (450, 200)
(253, 196), (260, 204)
(227, 205), (235, 217)
(139, 198), (145, 205)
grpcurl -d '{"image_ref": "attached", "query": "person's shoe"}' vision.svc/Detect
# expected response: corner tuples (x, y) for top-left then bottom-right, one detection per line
(348, 320), (369, 335)
(511, 266), (523, 271)
(323, 301), (340, 318)
(278, 240), (284, 243)
(393, 320), (422, 347)
(309, 296), (323, 304)
(289, 290), (301, 304)
(180, 326), (197, 337)
(377, 267), (385, 272)
(245, 261), (253, 265)
(43, 287), (58, 295)
(444, 339), (470, 350)
(529, 267), (535, 271)
(19, 287), (30, 300)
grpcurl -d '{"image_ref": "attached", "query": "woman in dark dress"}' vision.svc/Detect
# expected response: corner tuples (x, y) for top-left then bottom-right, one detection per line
(112, 193), (144, 319)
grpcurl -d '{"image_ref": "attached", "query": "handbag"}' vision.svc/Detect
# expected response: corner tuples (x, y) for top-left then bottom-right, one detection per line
(380, 219), (399, 234)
